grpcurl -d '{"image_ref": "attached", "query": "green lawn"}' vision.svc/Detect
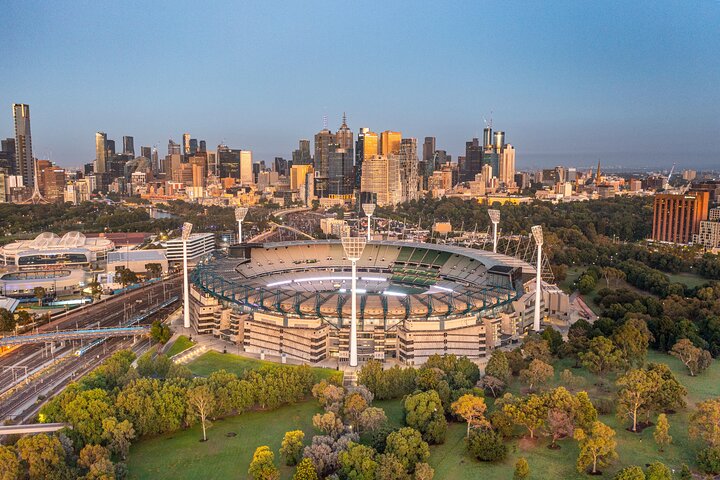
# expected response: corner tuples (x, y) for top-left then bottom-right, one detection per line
(666, 272), (709, 289)
(187, 350), (343, 383)
(165, 335), (195, 357)
(128, 401), (321, 480)
(129, 350), (720, 479)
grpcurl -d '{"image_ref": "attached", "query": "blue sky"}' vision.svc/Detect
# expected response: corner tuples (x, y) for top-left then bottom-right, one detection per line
(1, 0), (718, 170)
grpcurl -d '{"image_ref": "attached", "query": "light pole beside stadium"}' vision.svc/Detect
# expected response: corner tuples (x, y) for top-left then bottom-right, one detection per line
(341, 235), (367, 367)
(488, 209), (500, 253)
(362, 203), (376, 242)
(181, 222), (193, 329)
(531, 225), (543, 332)
(235, 206), (248, 244)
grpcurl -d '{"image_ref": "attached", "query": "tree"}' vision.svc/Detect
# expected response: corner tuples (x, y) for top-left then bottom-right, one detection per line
(413, 462), (434, 480)
(502, 394), (547, 439)
(358, 407), (387, 433)
(33, 286), (46, 306)
(114, 267), (138, 287)
(514, 457), (530, 480)
(696, 447), (720, 475)
(580, 336), (626, 376)
(375, 453), (408, 480)
(451, 394), (489, 438)
(293, 458), (319, 480)
(467, 428), (507, 462)
(522, 335), (552, 363)
(653, 414), (671, 452)
(520, 359), (554, 391)
(150, 320), (172, 344)
(613, 318), (653, 368)
(616, 369), (658, 432)
(541, 326), (565, 356)
(281, 430), (305, 466)
(678, 464), (692, 480)
(614, 466), (645, 480)
(575, 391), (598, 431)
(564, 320), (591, 367)
(87, 279), (103, 299)
(645, 461), (671, 480)
(0, 308), (16, 333)
(78, 444), (114, 480)
(670, 339), (713, 376)
(249, 446), (279, 480)
(0, 445), (21, 480)
(16, 433), (67, 480)
(187, 384), (214, 441)
(101, 417), (135, 460)
(560, 369), (583, 391)
(547, 409), (574, 449)
(646, 363), (687, 414)
(479, 375), (505, 398)
(338, 442), (378, 480)
(574, 421), (618, 474)
(312, 381), (345, 411)
(312, 411), (345, 438)
(343, 392), (369, 430)
(385, 428), (430, 472)
(144, 263), (163, 278)
(485, 350), (511, 382)
(506, 349), (527, 376)
(689, 398), (720, 448)
(404, 391), (447, 444)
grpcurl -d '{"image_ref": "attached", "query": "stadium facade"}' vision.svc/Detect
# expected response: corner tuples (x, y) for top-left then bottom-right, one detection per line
(190, 239), (565, 365)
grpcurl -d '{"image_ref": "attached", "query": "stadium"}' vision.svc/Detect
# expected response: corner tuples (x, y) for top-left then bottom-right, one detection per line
(190, 239), (556, 366)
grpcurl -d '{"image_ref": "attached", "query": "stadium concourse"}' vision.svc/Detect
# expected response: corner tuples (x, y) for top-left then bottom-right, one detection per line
(189, 240), (571, 366)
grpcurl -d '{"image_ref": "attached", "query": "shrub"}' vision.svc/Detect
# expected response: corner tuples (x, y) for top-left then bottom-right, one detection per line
(697, 447), (720, 475)
(467, 428), (507, 462)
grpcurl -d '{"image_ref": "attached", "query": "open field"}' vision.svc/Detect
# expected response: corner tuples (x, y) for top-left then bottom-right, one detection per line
(666, 272), (709, 289)
(128, 401), (321, 480)
(129, 350), (719, 479)
(165, 335), (195, 357)
(187, 350), (343, 383)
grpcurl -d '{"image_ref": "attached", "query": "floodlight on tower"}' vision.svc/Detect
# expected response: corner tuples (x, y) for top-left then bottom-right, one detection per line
(362, 203), (376, 242)
(531, 225), (544, 332)
(235, 206), (248, 244)
(488, 209), (500, 253)
(340, 235), (368, 367)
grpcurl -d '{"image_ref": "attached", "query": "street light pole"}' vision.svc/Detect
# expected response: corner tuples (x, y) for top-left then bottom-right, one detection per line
(181, 222), (193, 330)
(235, 206), (248, 244)
(362, 203), (376, 242)
(488, 209), (500, 253)
(531, 225), (544, 332)
(341, 236), (367, 368)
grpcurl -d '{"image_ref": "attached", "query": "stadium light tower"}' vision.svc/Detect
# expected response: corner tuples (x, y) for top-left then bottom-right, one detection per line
(488, 209), (500, 253)
(341, 235), (367, 367)
(531, 225), (544, 332)
(362, 203), (376, 241)
(235, 206), (248, 244)
(181, 222), (193, 329)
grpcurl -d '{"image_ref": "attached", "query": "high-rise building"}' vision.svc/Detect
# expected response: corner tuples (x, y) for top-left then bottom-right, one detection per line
(183, 133), (191, 155)
(140, 146), (152, 159)
(336, 114), (353, 150)
(274, 157), (289, 176)
(398, 138), (419, 202)
(463, 138), (483, 181)
(13, 104), (34, 187)
(168, 139), (181, 156)
(37, 161), (66, 202)
(652, 191), (710, 244)
(189, 138), (198, 155)
(422, 137), (436, 163)
(354, 128), (378, 191)
(328, 148), (353, 196)
(498, 145), (516, 186)
(361, 155), (401, 206)
(314, 129), (335, 178)
(199, 140), (207, 153)
(0, 138), (15, 175)
(106, 139), (116, 157)
(95, 132), (108, 174)
(239, 151), (253, 184)
(483, 127), (493, 148)
(123, 136), (135, 156)
(380, 131), (402, 156)
(292, 139), (312, 166)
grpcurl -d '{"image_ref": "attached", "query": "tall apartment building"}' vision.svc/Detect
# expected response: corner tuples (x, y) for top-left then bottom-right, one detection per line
(652, 191), (710, 244)
(13, 104), (34, 187)
(380, 131), (401, 156)
(95, 132), (108, 174)
(398, 138), (419, 202)
(239, 151), (253, 185)
(354, 128), (378, 190)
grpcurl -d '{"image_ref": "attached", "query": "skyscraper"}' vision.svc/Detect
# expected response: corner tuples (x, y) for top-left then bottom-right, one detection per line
(168, 139), (182, 156)
(354, 128), (378, 191)
(314, 128), (335, 197)
(183, 133), (191, 155)
(13, 104), (33, 187)
(140, 146), (152, 159)
(463, 138), (483, 181)
(398, 138), (419, 202)
(95, 132), (108, 174)
(239, 151), (253, 184)
(336, 114), (353, 150)
(328, 148), (354, 196)
(422, 137), (436, 164)
(380, 131), (402, 156)
(123, 136), (135, 156)
(360, 155), (401, 207)
(498, 145), (516, 186)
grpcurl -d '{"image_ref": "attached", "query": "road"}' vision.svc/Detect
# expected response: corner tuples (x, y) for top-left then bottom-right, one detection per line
(0, 276), (181, 423)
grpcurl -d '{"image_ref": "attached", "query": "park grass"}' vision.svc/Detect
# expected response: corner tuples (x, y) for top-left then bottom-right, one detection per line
(666, 272), (710, 289)
(187, 350), (343, 383)
(127, 400), (322, 480)
(129, 349), (720, 479)
(165, 335), (195, 357)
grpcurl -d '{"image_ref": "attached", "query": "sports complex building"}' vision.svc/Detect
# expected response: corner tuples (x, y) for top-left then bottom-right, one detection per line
(190, 239), (569, 365)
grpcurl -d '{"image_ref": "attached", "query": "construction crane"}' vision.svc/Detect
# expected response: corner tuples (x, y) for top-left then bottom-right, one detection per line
(663, 163), (676, 190)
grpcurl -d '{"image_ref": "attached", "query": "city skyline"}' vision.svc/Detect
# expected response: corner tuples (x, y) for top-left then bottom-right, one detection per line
(1, 1), (718, 170)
